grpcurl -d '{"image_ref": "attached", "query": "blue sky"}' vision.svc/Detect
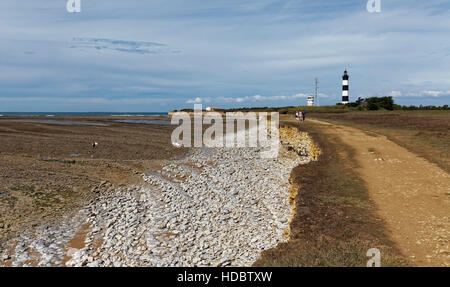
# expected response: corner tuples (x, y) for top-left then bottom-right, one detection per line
(0, 0), (449, 112)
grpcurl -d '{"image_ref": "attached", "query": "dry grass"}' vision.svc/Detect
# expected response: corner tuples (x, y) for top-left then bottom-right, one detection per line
(253, 121), (407, 267)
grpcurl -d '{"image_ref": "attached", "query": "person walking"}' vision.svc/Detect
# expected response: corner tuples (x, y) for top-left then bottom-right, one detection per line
(302, 110), (307, 122)
(298, 111), (303, 123)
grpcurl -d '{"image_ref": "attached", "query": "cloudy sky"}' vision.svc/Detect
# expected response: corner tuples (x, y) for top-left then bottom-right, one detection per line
(0, 0), (449, 112)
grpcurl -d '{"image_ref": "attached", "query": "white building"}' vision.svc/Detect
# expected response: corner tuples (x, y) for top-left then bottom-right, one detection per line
(307, 95), (314, 106)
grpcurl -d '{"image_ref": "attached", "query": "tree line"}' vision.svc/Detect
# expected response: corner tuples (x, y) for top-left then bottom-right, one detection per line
(342, 96), (449, 111)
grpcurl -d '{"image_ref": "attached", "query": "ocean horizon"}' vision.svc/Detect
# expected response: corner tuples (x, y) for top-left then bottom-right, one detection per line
(0, 112), (168, 117)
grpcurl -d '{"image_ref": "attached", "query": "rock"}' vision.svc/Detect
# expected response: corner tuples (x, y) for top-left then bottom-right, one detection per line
(1, 254), (11, 261)
(87, 260), (100, 267)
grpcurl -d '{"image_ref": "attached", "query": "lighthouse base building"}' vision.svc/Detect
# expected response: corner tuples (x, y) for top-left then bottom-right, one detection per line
(307, 95), (314, 106)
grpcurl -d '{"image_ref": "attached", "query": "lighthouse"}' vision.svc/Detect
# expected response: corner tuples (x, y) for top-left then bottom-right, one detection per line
(342, 70), (349, 104)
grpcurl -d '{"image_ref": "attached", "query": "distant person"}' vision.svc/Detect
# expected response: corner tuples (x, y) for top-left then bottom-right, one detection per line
(298, 111), (303, 123)
(302, 110), (307, 122)
(92, 141), (98, 149)
(295, 111), (299, 122)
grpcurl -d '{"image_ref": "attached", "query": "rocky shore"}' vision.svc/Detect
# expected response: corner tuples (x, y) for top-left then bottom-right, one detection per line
(1, 126), (318, 267)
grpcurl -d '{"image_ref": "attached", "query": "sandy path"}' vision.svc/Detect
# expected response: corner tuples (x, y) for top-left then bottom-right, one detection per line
(309, 118), (449, 266)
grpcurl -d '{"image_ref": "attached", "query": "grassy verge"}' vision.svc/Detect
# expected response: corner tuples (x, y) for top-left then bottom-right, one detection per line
(253, 120), (408, 266)
(222, 105), (352, 114)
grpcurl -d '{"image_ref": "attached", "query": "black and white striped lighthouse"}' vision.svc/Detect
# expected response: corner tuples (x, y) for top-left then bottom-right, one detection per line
(342, 70), (349, 104)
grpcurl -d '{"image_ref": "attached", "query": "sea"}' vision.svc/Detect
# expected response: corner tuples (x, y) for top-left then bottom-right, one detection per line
(0, 112), (168, 117)
(0, 112), (172, 126)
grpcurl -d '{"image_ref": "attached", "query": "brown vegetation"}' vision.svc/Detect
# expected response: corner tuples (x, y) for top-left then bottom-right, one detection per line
(311, 111), (450, 172)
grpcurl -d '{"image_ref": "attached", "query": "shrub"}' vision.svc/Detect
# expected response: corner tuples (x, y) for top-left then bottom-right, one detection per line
(365, 96), (394, 110)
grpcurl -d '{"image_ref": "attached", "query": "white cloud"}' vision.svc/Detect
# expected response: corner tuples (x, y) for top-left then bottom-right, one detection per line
(189, 93), (326, 105)
(421, 90), (450, 97)
(186, 97), (203, 104)
(388, 90), (450, 98)
(186, 97), (212, 104)
(389, 91), (402, 97)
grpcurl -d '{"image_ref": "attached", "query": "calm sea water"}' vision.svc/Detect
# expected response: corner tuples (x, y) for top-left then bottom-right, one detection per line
(0, 112), (168, 117)
(0, 112), (171, 126)
(0, 119), (109, 126)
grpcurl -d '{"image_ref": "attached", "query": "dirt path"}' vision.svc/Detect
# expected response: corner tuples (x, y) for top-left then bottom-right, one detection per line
(309, 118), (449, 266)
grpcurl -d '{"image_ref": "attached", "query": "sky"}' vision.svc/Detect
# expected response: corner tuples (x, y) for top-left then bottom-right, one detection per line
(0, 0), (449, 112)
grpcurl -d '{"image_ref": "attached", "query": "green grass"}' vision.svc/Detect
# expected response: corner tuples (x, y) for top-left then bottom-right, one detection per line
(10, 184), (36, 193)
(223, 105), (353, 114)
(0, 195), (18, 208)
(221, 105), (449, 115)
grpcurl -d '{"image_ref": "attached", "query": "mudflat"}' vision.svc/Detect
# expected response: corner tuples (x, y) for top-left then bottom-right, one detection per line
(0, 117), (317, 267)
(0, 116), (185, 245)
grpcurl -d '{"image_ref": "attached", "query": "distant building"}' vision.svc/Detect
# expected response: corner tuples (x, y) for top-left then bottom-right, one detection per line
(205, 106), (218, 111)
(307, 95), (314, 106)
(342, 70), (349, 104)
